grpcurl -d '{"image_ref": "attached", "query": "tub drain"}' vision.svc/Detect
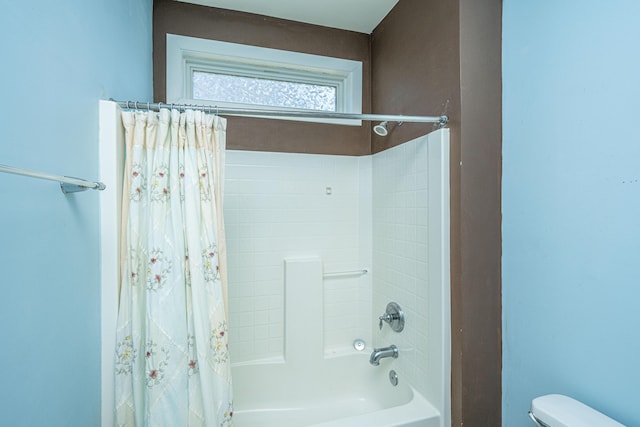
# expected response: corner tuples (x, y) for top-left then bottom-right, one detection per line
(389, 370), (399, 386)
(353, 339), (366, 351)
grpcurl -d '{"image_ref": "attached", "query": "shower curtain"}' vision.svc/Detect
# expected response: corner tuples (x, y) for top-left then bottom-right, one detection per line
(114, 108), (232, 426)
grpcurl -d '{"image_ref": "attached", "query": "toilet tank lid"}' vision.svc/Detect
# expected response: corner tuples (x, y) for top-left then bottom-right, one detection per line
(530, 394), (625, 427)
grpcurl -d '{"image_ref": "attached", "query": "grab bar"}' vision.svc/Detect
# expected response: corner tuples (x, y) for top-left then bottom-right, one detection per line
(323, 269), (368, 278)
(0, 164), (106, 194)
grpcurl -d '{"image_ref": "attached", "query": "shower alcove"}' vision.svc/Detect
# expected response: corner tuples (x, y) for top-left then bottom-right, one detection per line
(99, 100), (450, 426)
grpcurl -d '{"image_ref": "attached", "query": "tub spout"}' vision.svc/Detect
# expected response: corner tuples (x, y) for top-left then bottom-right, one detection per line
(369, 345), (399, 366)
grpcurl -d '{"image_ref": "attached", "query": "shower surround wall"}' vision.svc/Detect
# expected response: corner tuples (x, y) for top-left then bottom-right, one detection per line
(224, 130), (450, 414)
(372, 131), (450, 413)
(224, 152), (373, 362)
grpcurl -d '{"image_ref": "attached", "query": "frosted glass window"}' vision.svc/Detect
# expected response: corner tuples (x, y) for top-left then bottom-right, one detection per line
(192, 71), (337, 112)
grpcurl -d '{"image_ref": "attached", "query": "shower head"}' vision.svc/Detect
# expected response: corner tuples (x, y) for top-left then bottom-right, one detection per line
(373, 121), (388, 137)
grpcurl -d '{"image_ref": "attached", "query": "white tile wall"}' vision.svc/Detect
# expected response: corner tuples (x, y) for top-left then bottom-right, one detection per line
(372, 135), (427, 393)
(372, 129), (450, 407)
(224, 151), (372, 363)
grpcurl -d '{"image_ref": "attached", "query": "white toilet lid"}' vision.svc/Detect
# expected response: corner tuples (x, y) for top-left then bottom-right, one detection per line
(530, 394), (625, 427)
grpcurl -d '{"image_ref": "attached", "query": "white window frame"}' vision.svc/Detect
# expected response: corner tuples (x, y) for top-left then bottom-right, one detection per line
(166, 34), (363, 125)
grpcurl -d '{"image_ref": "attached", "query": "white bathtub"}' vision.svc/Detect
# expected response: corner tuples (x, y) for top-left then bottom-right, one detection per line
(231, 353), (441, 427)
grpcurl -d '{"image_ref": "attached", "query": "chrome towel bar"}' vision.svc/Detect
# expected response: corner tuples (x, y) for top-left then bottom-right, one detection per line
(0, 164), (106, 194)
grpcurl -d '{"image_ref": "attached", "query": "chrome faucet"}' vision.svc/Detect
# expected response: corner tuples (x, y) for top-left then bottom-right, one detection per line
(369, 344), (399, 366)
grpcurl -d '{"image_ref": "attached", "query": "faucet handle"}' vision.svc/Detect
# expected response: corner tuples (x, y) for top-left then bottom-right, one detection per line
(379, 313), (393, 330)
(377, 302), (405, 332)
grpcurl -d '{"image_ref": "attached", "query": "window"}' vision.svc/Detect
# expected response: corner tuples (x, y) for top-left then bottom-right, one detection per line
(166, 34), (363, 123)
(192, 71), (337, 112)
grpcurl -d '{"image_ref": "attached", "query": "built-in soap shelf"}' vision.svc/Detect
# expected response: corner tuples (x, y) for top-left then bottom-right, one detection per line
(322, 269), (368, 279)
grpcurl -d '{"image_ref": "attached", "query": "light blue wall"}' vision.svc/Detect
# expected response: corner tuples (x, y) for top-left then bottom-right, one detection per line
(0, 1), (151, 425)
(503, 1), (640, 426)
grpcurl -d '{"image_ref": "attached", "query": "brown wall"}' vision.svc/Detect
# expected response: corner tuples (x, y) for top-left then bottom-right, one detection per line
(458, 0), (503, 424)
(153, 0), (371, 155)
(371, 0), (460, 153)
(372, 0), (502, 425)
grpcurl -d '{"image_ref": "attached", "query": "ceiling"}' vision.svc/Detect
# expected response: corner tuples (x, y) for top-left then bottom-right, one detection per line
(177, 0), (399, 34)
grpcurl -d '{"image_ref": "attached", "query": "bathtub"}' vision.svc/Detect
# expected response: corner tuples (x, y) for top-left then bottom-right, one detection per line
(231, 353), (441, 427)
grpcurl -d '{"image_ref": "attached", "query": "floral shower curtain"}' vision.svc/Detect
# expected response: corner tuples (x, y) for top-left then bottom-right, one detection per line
(114, 108), (232, 426)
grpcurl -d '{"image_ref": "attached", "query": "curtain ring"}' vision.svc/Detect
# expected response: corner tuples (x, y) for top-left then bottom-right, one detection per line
(216, 105), (219, 116)
(135, 101), (139, 110)
(126, 101), (131, 109)
(147, 102), (150, 111)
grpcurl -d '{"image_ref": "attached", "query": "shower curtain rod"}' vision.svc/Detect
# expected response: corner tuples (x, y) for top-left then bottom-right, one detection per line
(0, 164), (106, 193)
(115, 100), (449, 127)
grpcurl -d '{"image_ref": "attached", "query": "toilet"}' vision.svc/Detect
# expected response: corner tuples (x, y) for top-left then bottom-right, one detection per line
(529, 394), (626, 427)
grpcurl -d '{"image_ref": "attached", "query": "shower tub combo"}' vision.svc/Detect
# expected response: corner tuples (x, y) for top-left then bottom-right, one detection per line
(224, 129), (451, 427)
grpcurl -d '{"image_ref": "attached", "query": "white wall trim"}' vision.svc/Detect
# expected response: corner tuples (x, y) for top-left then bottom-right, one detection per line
(99, 100), (124, 427)
(166, 33), (362, 125)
